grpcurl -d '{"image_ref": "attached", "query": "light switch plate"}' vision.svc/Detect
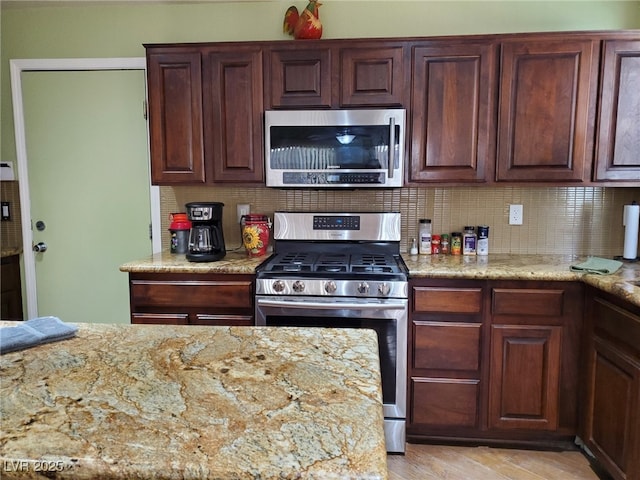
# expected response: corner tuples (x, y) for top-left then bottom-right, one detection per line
(1, 201), (10, 221)
(509, 204), (523, 225)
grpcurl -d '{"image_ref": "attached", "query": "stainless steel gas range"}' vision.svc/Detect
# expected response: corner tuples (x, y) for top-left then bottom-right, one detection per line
(255, 211), (408, 453)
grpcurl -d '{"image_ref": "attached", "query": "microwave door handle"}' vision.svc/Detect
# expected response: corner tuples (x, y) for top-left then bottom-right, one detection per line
(388, 117), (395, 178)
(257, 298), (404, 311)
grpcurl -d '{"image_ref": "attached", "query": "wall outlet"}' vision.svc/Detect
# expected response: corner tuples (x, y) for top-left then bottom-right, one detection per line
(509, 204), (523, 225)
(237, 203), (250, 223)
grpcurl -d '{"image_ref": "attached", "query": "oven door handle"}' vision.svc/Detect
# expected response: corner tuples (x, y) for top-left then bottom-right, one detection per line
(256, 298), (406, 311)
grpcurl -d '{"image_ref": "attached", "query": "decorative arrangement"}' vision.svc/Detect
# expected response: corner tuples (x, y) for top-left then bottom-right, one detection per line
(283, 1), (322, 40)
(242, 215), (270, 257)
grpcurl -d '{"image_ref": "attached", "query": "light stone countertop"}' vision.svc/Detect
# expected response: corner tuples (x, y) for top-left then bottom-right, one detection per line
(1, 246), (22, 258)
(119, 250), (268, 274)
(120, 252), (640, 308)
(0, 323), (387, 480)
(404, 253), (640, 308)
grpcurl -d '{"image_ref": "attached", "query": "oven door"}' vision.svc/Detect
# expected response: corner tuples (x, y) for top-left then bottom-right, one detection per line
(255, 295), (407, 452)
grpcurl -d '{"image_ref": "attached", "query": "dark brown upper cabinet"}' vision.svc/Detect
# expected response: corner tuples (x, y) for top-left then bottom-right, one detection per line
(266, 45), (333, 108)
(496, 38), (598, 183)
(146, 44), (264, 185)
(265, 41), (406, 109)
(202, 46), (264, 184)
(409, 41), (496, 184)
(594, 39), (640, 183)
(146, 50), (205, 184)
(339, 44), (406, 107)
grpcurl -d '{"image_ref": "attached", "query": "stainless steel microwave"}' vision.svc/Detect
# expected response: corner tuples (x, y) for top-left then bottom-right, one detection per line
(264, 109), (406, 188)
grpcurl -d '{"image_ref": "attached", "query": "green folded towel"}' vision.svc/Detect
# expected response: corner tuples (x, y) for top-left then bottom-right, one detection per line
(570, 257), (623, 275)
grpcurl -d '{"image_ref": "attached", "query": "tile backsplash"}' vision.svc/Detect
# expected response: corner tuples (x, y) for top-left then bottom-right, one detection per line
(0, 181), (22, 249)
(161, 186), (640, 258)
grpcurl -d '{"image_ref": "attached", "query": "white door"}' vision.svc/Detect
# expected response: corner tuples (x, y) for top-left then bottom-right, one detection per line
(21, 69), (152, 324)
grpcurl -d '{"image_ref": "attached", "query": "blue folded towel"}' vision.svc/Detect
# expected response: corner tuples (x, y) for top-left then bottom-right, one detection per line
(0, 316), (78, 354)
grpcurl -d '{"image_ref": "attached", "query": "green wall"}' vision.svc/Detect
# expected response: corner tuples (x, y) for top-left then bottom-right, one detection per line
(2, 0), (639, 163)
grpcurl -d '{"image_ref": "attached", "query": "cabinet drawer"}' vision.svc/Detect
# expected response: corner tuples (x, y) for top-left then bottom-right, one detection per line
(193, 314), (254, 326)
(413, 321), (481, 371)
(411, 378), (479, 427)
(413, 287), (482, 314)
(492, 288), (564, 318)
(131, 279), (253, 310)
(132, 313), (188, 325)
(593, 297), (640, 355)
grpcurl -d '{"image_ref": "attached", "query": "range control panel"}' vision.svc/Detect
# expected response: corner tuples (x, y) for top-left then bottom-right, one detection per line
(313, 215), (360, 230)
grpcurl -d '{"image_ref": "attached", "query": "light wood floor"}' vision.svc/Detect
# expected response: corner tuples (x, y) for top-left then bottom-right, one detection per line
(387, 444), (604, 480)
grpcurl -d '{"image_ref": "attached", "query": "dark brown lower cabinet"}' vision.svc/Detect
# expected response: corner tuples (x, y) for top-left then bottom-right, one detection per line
(489, 324), (562, 431)
(128, 273), (254, 326)
(408, 279), (583, 447)
(1, 254), (23, 321)
(408, 279), (486, 440)
(582, 288), (640, 480)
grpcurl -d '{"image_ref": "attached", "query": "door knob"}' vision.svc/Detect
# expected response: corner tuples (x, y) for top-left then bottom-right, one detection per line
(33, 242), (48, 253)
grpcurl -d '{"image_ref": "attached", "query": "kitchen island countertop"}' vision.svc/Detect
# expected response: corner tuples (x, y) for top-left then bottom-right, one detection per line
(0, 323), (387, 479)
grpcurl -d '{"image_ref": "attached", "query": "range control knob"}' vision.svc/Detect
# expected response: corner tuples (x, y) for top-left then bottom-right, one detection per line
(292, 280), (305, 293)
(325, 281), (337, 294)
(357, 282), (370, 295)
(378, 283), (391, 296)
(272, 280), (285, 293)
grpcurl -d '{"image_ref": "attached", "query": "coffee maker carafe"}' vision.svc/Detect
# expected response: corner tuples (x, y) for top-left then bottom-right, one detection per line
(185, 202), (226, 262)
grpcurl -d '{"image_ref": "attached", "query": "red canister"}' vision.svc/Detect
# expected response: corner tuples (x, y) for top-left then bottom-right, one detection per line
(169, 213), (192, 254)
(241, 214), (270, 257)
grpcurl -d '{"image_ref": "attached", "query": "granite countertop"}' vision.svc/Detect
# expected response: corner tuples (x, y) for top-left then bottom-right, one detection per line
(121, 252), (640, 308)
(0, 323), (387, 480)
(404, 253), (640, 308)
(119, 250), (268, 274)
(1, 246), (22, 258)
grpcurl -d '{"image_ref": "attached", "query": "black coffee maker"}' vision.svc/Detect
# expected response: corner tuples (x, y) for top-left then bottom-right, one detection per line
(185, 202), (226, 262)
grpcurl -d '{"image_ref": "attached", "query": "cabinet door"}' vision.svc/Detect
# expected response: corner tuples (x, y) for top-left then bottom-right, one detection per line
(583, 294), (640, 480)
(410, 42), (496, 183)
(146, 51), (205, 184)
(1, 255), (23, 321)
(585, 337), (640, 480)
(203, 48), (264, 183)
(496, 39), (597, 182)
(594, 39), (640, 182)
(267, 46), (332, 108)
(340, 45), (405, 107)
(489, 324), (562, 430)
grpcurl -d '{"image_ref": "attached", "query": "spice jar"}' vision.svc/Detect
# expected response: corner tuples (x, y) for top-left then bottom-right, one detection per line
(477, 225), (489, 256)
(441, 234), (450, 254)
(431, 234), (441, 254)
(463, 226), (477, 255)
(451, 232), (462, 255)
(418, 219), (432, 255)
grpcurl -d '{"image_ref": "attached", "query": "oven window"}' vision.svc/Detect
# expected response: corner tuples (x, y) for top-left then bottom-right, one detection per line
(264, 315), (397, 405)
